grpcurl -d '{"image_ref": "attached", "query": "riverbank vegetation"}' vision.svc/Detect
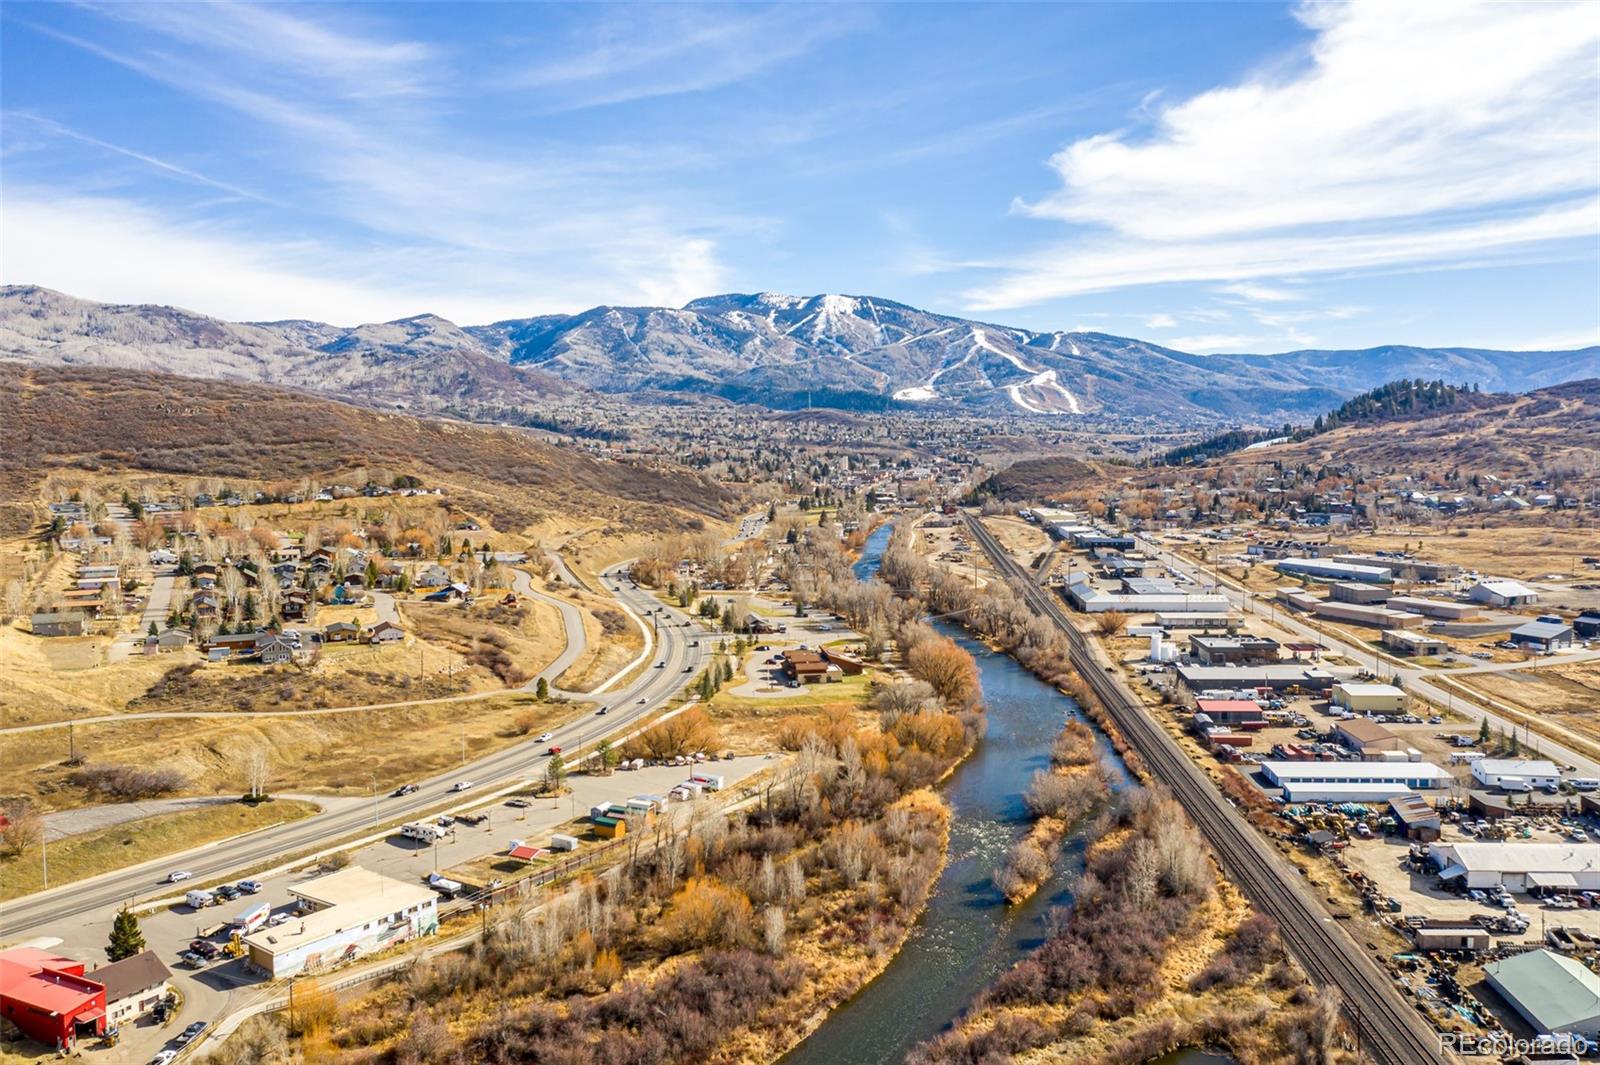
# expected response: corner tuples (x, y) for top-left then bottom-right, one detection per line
(253, 580), (985, 1064)
(994, 720), (1112, 904)
(911, 789), (1351, 1065)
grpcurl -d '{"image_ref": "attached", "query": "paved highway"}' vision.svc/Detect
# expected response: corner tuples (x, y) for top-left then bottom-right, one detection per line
(966, 516), (1446, 1065)
(1, 567), (707, 939)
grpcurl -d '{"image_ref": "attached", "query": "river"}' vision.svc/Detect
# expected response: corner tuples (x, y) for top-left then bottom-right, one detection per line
(782, 523), (1136, 1064)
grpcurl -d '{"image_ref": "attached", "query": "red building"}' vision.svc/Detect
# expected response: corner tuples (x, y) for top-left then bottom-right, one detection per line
(0, 947), (107, 1050)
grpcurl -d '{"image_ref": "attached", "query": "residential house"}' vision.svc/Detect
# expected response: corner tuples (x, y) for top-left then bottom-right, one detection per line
(323, 621), (360, 643)
(367, 621), (405, 644)
(257, 634), (295, 665)
(94, 950), (171, 1029)
(30, 612), (87, 637)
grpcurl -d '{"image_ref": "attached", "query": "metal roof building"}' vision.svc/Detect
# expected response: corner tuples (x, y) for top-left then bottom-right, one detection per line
(1261, 760), (1451, 794)
(1429, 842), (1600, 891)
(1485, 948), (1600, 1042)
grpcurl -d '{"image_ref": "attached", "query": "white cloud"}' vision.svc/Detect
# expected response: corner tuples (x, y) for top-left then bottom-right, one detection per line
(1215, 281), (1302, 303)
(967, 0), (1600, 308)
(1143, 313), (1176, 329)
(1167, 334), (1260, 354)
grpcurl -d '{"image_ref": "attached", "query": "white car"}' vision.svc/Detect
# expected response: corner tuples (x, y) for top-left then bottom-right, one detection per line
(536, 733), (553, 743)
(166, 870), (193, 883)
(450, 781), (473, 793)
(1573, 830), (1590, 842)
(268, 912), (291, 926)
(151, 1052), (178, 1065)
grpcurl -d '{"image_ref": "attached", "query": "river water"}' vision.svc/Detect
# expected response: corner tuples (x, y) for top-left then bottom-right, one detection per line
(782, 524), (1136, 1064)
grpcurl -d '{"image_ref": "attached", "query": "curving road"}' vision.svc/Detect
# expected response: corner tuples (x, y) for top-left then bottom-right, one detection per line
(509, 568), (588, 692)
(0, 566), (708, 939)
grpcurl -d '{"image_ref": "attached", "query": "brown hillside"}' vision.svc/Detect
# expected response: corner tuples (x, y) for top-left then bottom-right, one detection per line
(1223, 378), (1600, 488)
(978, 455), (1106, 501)
(0, 363), (740, 536)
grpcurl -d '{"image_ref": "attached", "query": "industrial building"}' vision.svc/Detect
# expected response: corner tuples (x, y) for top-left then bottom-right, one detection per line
(1331, 682), (1408, 715)
(1260, 760), (1451, 803)
(1061, 577), (1230, 614)
(1310, 600), (1426, 629)
(1389, 794), (1442, 841)
(1430, 842), (1600, 891)
(1484, 949), (1600, 1044)
(1469, 579), (1538, 607)
(1472, 758), (1561, 790)
(1385, 596), (1477, 620)
(1193, 698), (1267, 728)
(0, 947), (106, 1050)
(1153, 612), (1241, 631)
(1274, 558), (1392, 583)
(1175, 664), (1335, 693)
(1329, 581), (1391, 604)
(1509, 619), (1575, 652)
(244, 867), (437, 979)
(1332, 718), (1401, 754)
(1410, 919), (1487, 952)
(1382, 630), (1448, 656)
(1335, 555), (1461, 582)
(1187, 634), (1280, 665)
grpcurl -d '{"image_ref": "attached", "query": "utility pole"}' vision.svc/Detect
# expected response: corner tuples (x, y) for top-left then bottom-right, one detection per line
(41, 836), (48, 889)
(369, 776), (378, 828)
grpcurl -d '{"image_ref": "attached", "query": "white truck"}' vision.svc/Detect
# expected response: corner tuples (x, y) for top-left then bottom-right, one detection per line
(231, 901), (271, 935)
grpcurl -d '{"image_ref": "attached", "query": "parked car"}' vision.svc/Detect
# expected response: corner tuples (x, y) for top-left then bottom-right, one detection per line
(505, 798), (531, 809)
(166, 870), (193, 883)
(175, 1020), (207, 1045)
(236, 880), (262, 894)
(151, 1050), (178, 1065)
(268, 912), (291, 927)
(215, 884), (241, 901)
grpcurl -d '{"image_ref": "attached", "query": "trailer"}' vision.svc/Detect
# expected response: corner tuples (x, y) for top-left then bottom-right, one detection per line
(426, 871), (463, 897)
(185, 889), (217, 909)
(401, 821), (450, 843)
(550, 834), (579, 852)
(230, 901), (271, 934)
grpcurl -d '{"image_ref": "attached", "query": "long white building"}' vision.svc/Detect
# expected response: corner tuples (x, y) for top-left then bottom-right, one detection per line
(1261, 760), (1451, 803)
(1472, 758), (1561, 790)
(1430, 842), (1600, 892)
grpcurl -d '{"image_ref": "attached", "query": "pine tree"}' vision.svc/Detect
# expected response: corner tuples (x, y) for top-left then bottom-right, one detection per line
(536, 677), (549, 700)
(107, 908), (146, 961)
(1478, 718), (1490, 744)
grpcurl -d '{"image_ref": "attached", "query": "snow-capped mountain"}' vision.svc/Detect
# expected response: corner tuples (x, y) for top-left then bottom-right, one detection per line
(3, 285), (1595, 421)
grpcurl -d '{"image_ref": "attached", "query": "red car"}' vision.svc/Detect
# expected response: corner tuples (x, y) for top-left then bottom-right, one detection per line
(548, 745), (562, 755)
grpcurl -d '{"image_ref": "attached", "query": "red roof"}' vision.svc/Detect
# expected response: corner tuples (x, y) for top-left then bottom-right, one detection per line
(508, 844), (544, 861)
(0, 948), (103, 1014)
(1195, 699), (1261, 713)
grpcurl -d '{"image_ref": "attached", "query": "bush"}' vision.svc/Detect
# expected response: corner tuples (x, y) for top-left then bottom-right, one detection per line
(67, 764), (185, 800)
(1023, 770), (1103, 822)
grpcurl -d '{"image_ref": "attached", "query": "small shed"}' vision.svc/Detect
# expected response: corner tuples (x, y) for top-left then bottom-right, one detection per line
(591, 816), (626, 840)
(1411, 920), (1490, 953)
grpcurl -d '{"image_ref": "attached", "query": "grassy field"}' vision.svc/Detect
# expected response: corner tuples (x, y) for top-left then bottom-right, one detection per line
(707, 672), (876, 749)
(1453, 661), (1600, 741)
(0, 799), (319, 901)
(2, 692), (569, 810)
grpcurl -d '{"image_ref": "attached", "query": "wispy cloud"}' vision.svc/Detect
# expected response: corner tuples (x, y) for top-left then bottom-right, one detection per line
(506, 5), (868, 112)
(1215, 281), (1302, 303)
(1143, 312), (1176, 329)
(966, 0), (1600, 309)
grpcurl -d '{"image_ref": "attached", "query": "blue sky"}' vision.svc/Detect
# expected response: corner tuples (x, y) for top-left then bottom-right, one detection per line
(3, 1), (1597, 352)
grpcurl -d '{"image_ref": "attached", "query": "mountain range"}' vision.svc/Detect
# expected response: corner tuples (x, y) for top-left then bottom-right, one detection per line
(3, 285), (1595, 423)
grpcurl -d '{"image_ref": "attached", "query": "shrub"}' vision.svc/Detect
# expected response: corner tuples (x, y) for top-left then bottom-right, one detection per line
(67, 764), (185, 800)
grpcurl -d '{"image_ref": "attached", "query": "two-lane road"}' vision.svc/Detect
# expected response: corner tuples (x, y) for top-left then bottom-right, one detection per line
(1, 567), (708, 939)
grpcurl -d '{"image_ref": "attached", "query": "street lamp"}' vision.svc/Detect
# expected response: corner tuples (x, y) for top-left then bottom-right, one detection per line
(369, 775), (379, 828)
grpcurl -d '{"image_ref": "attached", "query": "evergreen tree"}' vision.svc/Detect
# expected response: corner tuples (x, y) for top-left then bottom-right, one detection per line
(1478, 718), (1491, 744)
(544, 752), (566, 793)
(597, 739), (617, 774)
(106, 908), (146, 961)
(148, 621), (159, 637)
(536, 677), (549, 700)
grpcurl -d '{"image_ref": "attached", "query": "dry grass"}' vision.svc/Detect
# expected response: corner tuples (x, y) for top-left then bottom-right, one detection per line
(0, 798), (317, 901)
(1, 693), (565, 810)
(1332, 523), (1600, 584)
(1454, 661), (1600, 744)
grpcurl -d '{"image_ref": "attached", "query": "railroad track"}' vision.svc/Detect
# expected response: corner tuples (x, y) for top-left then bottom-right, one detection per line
(963, 515), (1446, 1065)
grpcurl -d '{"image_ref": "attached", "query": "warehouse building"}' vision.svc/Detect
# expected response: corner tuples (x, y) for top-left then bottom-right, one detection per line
(1469, 579), (1538, 608)
(1335, 555), (1461, 582)
(1389, 793), (1442, 841)
(1260, 760), (1451, 802)
(1176, 664), (1335, 693)
(1331, 682), (1408, 715)
(1472, 758), (1561, 790)
(1154, 612), (1241, 631)
(1430, 843), (1600, 891)
(0, 948), (106, 1050)
(1385, 596), (1477, 620)
(1329, 581), (1391, 605)
(1193, 698), (1267, 728)
(244, 867), (437, 979)
(1382, 629), (1448, 656)
(1274, 558), (1392, 583)
(1485, 948), (1600, 1044)
(1509, 619), (1575, 652)
(1332, 718), (1401, 754)
(1061, 577), (1230, 614)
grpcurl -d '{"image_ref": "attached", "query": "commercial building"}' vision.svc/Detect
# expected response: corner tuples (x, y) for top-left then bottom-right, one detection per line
(1193, 699), (1267, 728)
(1274, 558), (1392, 583)
(1382, 630), (1448, 656)
(1188, 635), (1280, 665)
(1410, 919), (1488, 952)
(1175, 664), (1336, 694)
(93, 950), (171, 1029)
(1331, 682), (1408, 715)
(1332, 718), (1401, 754)
(1260, 760), (1451, 803)
(1061, 578), (1230, 614)
(1469, 579), (1538, 608)
(1509, 619), (1575, 652)
(1335, 555), (1461, 583)
(1385, 596), (1477, 620)
(1430, 843), (1600, 891)
(0, 948), (106, 1050)
(243, 867), (437, 979)
(1329, 581), (1391, 605)
(1575, 614), (1600, 640)
(1312, 600), (1426, 629)
(780, 650), (838, 684)
(1472, 759), (1561, 790)
(1153, 613), (1241, 631)
(1485, 949), (1600, 1043)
